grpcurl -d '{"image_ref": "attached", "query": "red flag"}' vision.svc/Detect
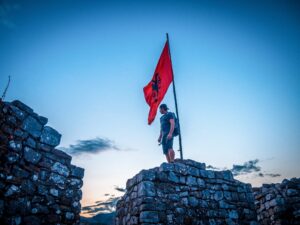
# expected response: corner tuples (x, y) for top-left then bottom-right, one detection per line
(143, 41), (173, 125)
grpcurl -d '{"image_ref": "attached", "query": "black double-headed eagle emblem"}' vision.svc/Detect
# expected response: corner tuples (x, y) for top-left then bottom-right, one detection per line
(151, 73), (161, 102)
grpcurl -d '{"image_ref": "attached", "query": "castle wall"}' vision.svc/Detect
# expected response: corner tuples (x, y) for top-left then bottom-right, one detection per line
(253, 178), (300, 225)
(0, 100), (84, 225)
(116, 159), (257, 225)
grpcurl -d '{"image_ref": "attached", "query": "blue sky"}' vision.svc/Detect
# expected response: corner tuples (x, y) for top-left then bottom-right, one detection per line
(1, 0), (299, 217)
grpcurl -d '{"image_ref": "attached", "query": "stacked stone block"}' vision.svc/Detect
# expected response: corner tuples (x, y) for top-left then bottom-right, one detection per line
(253, 178), (300, 224)
(0, 100), (84, 225)
(116, 159), (257, 225)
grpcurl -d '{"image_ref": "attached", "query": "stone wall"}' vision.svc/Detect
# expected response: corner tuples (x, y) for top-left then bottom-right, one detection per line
(115, 159), (258, 225)
(0, 99), (84, 225)
(253, 178), (300, 224)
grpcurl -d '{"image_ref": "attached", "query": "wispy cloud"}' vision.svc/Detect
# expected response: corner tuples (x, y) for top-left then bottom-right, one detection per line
(228, 159), (281, 178)
(61, 137), (119, 155)
(82, 186), (125, 216)
(207, 165), (220, 170)
(230, 159), (261, 176)
(82, 196), (121, 215)
(114, 186), (126, 192)
(258, 172), (281, 178)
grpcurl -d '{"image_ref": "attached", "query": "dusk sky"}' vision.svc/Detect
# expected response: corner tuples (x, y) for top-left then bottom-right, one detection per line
(1, 0), (299, 217)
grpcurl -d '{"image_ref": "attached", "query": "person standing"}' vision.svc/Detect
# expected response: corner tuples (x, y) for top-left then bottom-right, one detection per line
(158, 104), (176, 163)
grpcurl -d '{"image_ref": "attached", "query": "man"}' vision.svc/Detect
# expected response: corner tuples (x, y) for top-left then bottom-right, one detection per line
(158, 103), (175, 163)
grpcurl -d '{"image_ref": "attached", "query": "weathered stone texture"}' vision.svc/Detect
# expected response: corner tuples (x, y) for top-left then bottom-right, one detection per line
(253, 178), (300, 225)
(0, 99), (84, 225)
(116, 159), (258, 225)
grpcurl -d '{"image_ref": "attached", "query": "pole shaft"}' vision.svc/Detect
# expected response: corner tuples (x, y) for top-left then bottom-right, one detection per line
(166, 33), (183, 160)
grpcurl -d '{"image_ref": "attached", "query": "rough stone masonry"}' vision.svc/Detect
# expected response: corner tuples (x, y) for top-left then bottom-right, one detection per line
(253, 178), (300, 225)
(116, 159), (300, 225)
(0, 99), (84, 225)
(116, 159), (258, 225)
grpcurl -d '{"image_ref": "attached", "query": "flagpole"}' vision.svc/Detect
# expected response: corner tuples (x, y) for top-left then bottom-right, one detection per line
(166, 33), (183, 160)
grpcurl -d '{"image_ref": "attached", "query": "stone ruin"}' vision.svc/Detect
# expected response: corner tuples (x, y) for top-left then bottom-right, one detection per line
(116, 159), (300, 225)
(116, 159), (258, 225)
(2, 99), (299, 225)
(0, 99), (84, 225)
(253, 178), (300, 224)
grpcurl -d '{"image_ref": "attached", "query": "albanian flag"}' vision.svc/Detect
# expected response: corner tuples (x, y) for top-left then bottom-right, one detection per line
(143, 41), (173, 125)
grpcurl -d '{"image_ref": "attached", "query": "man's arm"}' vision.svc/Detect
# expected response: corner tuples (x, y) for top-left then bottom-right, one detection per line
(158, 129), (162, 143)
(167, 118), (175, 140)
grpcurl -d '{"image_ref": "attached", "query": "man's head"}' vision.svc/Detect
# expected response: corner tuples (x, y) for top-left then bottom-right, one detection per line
(159, 103), (169, 114)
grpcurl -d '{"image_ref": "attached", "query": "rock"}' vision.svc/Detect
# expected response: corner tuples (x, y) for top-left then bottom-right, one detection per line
(20, 180), (35, 194)
(197, 178), (206, 188)
(186, 176), (197, 186)
(37, 116), (48, 125)
(32, 174), (38, 181)
(49, 173), (66, 185)
(5, 185), (20, 197)
(9, 140), (22, 152)
(224, 191), (232, 201)
(168, 171), (179, 183)
(140, 211), (159, 223)
(188, 196), (199, 207)
(9, 105), (27, 120)
(6, 115), (17, 126)
(26, 137), (36, 148)
(65, 189), (74, 198)
(228, 210), (239, 219)
(174, 163), (188, 175)
(70, 165), (84, 178)
(207, 170), (215, 179)
(51, 162), (70, 177)
(222, 170), (234, 180)
(159, 162), (174, 172)
(65, 212), (74, 220)
(176, 159), (206, 170)
(214, 191), (224, 201)
(39, 170), (49, 181)
(137, 169), (156, 182)
(24, 147), (42, 164)
(11, 100), (33, 114)
(219, 200), (231, 209)
(187, 166), (200, 176)
(50, 188), (59, 197)
(31, 204), (49, 214)
(14, 129), (28, 138)
(6, 152), (20, 163)
(21, 116), (43, 138)
(138, 181), (155, 197)
(38, 143), (52, 152)
(40, 126), (61, 147)
(286, 189), (298, 196)
(37, 185), (48, 195)
(69, 178), (82, 187)
(31, 208), (38, 214)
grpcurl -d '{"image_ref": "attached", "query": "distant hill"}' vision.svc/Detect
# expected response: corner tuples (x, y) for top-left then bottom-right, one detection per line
(80, 212), (116, 225)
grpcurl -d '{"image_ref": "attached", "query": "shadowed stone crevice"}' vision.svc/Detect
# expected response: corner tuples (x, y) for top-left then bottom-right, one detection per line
(0, 100), (84, 225)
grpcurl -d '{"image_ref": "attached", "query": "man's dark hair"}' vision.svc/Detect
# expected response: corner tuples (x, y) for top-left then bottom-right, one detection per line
(160, 104), (169, 111)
